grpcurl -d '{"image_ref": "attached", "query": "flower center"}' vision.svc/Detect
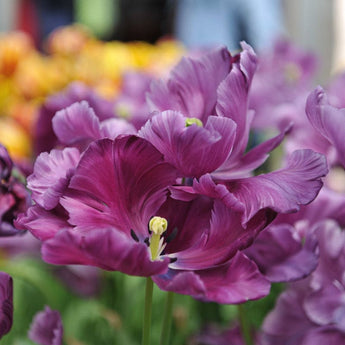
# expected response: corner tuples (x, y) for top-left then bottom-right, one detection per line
(185, 117), (203, 127)
(149, 216), (168, 260)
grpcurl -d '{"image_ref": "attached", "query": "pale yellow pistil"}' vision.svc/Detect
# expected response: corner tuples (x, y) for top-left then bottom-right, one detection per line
(185, 117), (203, 127)
(149, 216), (168, 260)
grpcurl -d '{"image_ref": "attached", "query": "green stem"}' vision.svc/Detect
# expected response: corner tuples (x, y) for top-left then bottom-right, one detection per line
(160, 292), (175, 345)
(142, 277), (154, 345)
(237, 304), (253, 345)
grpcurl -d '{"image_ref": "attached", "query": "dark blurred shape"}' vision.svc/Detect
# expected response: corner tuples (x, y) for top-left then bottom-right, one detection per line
(33, 0), (74, 44)
(114, 0), (174, 42)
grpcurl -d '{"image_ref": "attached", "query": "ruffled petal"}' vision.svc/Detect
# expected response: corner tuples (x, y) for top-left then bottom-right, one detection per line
(154, 252), (270, 304)
(147, 46), (231, 122)
(62, 136), (177, 238)
(27, 147), (80, 210)
(139, 111), (236, 177)
(15, 205), (70, 240)
(52, 101), (102, 144)
(42, 228), (169, 276)
(170, 200), (273, 270)
(227, 149), (328, 223)
(304, 285), (344, 326)
(213, 123), (291, 179)
(215, 42), (257, 159)
(99, 118), (136, 138)
(0, 272), (12, 340)
(28, 306), (63, 345)
(306, 87), (345, 167)
(245, 224), (319, 282)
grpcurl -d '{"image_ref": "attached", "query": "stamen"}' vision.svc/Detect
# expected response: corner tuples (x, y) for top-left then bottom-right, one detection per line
(185, 117), (203, 127)
(149, 216), (168, 260)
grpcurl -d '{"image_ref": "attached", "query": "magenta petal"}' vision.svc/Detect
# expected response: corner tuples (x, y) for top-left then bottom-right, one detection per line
(228, 149), (328, 223)
(62, 136), (177, 237)
(139, 111), (236, 177)
(27, 148), (80, 210)
(147, 46), (231, 122)
(15, 205), (70, 240)
(0, 272), (12, 340)
(154, 252), (270, 304)
(170, 200), (271, 270)
(215, 42), (257, 158)
(99, 118), (136, 139)
(52, 101), (102, 144)
(245, 224), (319, 282)
(306, 87), (345, 167)
(214, 123), (291, 179)
(42, 228), (169, 276)
(192, 174), (244, 211)
(28, 306), (63, 345)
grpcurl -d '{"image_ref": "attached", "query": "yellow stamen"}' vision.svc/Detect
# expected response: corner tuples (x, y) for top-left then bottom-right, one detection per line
(149, 216), (168, 260)
(185, 117), (203, 127)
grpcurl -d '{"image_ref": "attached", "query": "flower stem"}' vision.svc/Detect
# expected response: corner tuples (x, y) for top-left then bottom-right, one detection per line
(142, 277), (154, 345)
(160, 291), (175, 345)
(237, 304), (253, 345)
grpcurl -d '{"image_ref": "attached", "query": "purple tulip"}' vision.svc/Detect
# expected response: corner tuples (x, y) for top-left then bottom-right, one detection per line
(0, 272), (13, 340)
(28, 306), (63, 345)
(249, 39), (317, 131)
(33, 82), (121, 154)
(262, 221), (345, 344)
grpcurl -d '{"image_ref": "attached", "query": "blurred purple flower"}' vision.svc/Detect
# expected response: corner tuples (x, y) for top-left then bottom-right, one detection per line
(0, 145), (30, 236)
(306, 86), (345, 168)
(262, 221), (345, 344)
(28, 306), (63, 345)
(33, 82), (120, 154)
(249, 39), (317, 131)
(0, 272), (13, 340)
(114, 71), (154, 129)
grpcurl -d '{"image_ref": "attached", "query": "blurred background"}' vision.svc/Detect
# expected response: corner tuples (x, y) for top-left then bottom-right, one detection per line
(0, 0), (340, 83)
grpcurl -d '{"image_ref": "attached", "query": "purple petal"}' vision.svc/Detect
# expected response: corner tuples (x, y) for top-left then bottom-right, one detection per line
(27, 148), (80, 210)
(52, 101), (102, 144)
(213, 123), (291, 179)
(99, 118), (136, 138)
(28, 306), (63, 345)
(304, 284), (345, 327)
(0, 272), (12, 340)
(170, 200), (273, 271)
(309, 220), (345, 290)
(192, 174), (244, 211)
(139, 111), (236, 177)
(227, 149), (328, 223)
(306, 87), (345, 167)
(147, 46), (231, 122)
(42, 228), (169, 276)
(215, 42), (257, 159)
(61, 136), (177, 238)
(262, 288), (314, 340)
(34, 82), (115, 154)
(15, 205), (70, 240)
(245, 224), (319, 282)
(302, 327), (345, 345)
(154, 252), (270, 304)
